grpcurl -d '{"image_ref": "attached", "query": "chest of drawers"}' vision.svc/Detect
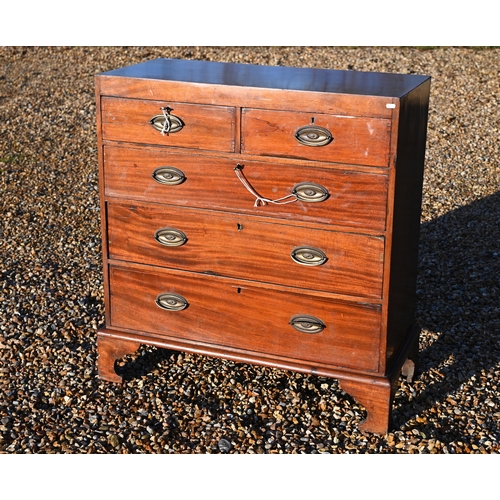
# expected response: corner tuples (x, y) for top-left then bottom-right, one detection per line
(95, 58), (430, 434)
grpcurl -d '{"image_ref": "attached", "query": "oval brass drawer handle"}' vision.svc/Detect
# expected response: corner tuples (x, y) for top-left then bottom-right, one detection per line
(156, 293), (188, 311)
(154, 228), (187, 247)
(295, 125), (333, 147)
(289, 315), (326, 334)
(149, 106), (184, 135)
(152, 166), (186, 185)
(234, 165), (329, 207)
(291, 246), (327, 266)
(292, 182), (329, 203)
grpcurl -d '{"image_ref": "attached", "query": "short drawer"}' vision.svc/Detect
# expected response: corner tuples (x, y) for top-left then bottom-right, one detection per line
(104, 145), (389, 231)
(100, 98), (236, 152)
(241, 108), (391, 167)
(109, 265), (382, 372)
(107, 203), (385, 298)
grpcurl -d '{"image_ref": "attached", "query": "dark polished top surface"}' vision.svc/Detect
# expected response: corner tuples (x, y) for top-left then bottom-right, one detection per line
(101, 58), (430, 98)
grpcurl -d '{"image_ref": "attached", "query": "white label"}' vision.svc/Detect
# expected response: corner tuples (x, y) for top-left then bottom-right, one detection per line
(386, 103), (396, 109)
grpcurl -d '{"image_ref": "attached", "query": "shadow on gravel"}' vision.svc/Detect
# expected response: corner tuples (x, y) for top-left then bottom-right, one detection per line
(393, 191), (500, 435)
(115, 347), (179, 381)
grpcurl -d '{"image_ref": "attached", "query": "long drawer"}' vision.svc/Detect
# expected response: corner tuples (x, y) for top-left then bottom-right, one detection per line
(109, 264), (382, 372)
(101, 98), (236, 152)
(241, 108), (391, 167)
(107, 202), (385, 298)
(103, 145), (389, 231)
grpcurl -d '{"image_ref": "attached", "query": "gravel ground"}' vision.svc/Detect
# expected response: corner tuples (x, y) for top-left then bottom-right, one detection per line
(1, 46), (499, 454)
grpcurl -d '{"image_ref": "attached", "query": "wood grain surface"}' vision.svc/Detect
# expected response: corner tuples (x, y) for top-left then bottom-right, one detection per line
(101, 97), (236, 152)
(107, 202), (385, 298)
(103, 145), (389, 231)
(241, 108), (391, 166)
(108, 264), (382, 372)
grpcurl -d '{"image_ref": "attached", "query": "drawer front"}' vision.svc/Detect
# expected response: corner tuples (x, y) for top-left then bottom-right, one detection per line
(104, 146), (389, 231)
(241, 108), (391, 167)
(107, 203), (385, 298)
(101, 97), (236, 152)
(109, 265), (382, 372)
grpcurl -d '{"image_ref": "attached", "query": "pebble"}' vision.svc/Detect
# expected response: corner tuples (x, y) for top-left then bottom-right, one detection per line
(1, 46), (500, 454)
(218, 438), (233, 453)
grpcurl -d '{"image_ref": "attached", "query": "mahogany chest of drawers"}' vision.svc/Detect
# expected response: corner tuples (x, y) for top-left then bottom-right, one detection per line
(95, 58), (430, 434)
